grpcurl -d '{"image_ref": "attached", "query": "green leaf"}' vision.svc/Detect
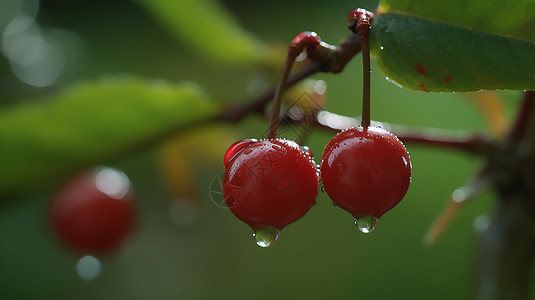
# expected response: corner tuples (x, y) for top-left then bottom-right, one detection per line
(370, 0), (535, 92)
(141, 0), (266, 65)
(0, 77), (218, 196)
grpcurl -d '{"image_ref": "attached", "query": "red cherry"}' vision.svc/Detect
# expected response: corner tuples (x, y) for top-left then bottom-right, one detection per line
(50, 167), (135, 256)
(320, 126), (411, 232)
(223, 139), (318, 247)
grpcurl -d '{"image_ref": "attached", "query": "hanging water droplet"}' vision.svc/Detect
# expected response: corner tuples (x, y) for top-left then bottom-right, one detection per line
(252, 225), (279, 247)
(320, 184), (325, 193)
(355, 216), (379, 233)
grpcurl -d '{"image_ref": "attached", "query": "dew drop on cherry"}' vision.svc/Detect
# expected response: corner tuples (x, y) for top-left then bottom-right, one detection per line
(355, 216), (379, 233)
(301, 145), (313, 157)
(252, 225), (280, 247)
(223, 139), (257, 167)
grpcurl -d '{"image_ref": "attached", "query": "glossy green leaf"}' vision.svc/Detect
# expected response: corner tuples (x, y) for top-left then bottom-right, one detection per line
(0, 77), (218, 196)
(141, 0), (266, 65)
(370, 0), (535, 92)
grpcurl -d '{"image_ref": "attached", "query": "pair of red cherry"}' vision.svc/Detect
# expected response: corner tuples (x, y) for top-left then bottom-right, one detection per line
(223, 125), (412, 247)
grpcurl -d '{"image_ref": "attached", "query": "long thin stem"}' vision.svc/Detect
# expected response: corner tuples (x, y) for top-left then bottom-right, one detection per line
(266, 32), (321, 139)
(224, 62), (322, 123)
(349, 9), (373, 128)
(267, 55), (297, 139)
(359, 29), (371, 128)
(223, 32), (362, 124)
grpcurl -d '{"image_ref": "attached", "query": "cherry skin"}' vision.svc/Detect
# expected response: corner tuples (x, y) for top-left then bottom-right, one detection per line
(50, 167), (135, 256)
(320, 126), (411, 232)
(223, 139), (319, 246)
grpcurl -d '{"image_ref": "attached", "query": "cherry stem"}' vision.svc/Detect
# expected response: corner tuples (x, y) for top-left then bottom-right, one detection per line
(509, 90), (534, 141)
(359, 27), (371, 128)
(267, 32), (321, 139)
(225, 62), (322, 122)
(349, 9), (373, 128)
(267, 55), (297, 139)
(222, 33), (361, 124)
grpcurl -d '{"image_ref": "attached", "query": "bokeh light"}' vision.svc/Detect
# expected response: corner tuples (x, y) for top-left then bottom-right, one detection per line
(76, 255), (101, 281)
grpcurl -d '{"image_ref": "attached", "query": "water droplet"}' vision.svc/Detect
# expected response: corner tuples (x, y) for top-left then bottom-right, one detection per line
(76, 255), (101, 281)
(355, 216), (379, 233)
(332, 202), (337, 206)
(243, 149), (252, 154)
(314, 79), (327, 95)
(252, 226), (279, 247)
(301, 145), (314, 158)
(320, 184), (325, 193)
(223, 139), (256, 167)
(295, 49), (308, 61)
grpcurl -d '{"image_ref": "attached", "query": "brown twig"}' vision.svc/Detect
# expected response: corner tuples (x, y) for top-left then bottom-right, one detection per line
(312, 109), (490, 154)
(509, 91), (535, 141)
(221, 33), (363, 124)
(222, 61), (322, 123)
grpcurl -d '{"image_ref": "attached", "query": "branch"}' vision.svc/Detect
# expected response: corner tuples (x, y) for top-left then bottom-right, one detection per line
(221, 33), (362, 123)
(222, 61), (322, 123)
(395, 130), (489, 155)
(313, 109), (490, 155)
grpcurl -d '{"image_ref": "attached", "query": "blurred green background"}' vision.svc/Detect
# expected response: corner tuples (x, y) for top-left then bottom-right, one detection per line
(0, 0), (529, 299)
